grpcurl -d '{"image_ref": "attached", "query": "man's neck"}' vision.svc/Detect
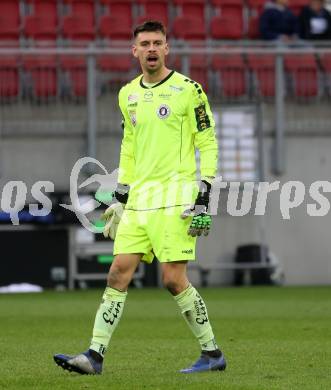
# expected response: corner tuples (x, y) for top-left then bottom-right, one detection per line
(142, 67), (171, 84)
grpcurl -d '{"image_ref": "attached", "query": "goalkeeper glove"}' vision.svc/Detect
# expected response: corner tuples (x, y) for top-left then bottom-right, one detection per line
(181, 180), (212, 237)
(101, 184), (129, 240)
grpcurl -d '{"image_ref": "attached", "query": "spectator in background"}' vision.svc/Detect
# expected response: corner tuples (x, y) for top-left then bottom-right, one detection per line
(260, 0), (299, 41)
(299, 0), (331, 39)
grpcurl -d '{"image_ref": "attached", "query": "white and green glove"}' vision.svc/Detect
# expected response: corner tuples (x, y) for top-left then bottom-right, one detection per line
(101, 184), (129, 240)
(181, 180), (212, 237)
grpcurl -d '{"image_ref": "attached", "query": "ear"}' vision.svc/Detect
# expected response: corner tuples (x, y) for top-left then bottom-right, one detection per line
(132, 44), (138, 58)
(164, 42), (169, 56)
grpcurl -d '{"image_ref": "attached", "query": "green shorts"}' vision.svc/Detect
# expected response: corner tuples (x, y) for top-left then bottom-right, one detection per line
(113, 206), (196, 263)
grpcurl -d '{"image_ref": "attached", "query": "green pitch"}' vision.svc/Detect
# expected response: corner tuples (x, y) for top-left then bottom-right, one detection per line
(0, 286), (330, 389)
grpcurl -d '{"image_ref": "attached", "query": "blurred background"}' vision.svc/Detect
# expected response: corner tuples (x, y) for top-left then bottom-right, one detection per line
(0, 0), (331, 291)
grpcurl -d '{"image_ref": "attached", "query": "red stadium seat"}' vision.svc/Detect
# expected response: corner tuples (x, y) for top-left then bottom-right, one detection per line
(172, 54), (209, 91)
(211, 12), (243, 39)
(190, 55), (209, 91)
(61, 57), (87, 98)
(136, 0), (169, 28)
(246, 0), (264, 38)
(0, 57), (19, 99)
(247, 55), (275, 97)
(173, 0), (205, 19)
(98, 55), (132, 72)
(172, 0), (206, 39)
(99, 1), (132, 40)
(172, 17), (206, 40)
(285, 55), (318, 98)
(246, 0), (265, 7)
(24, 1), (58, 40)
(210, 0), (243, 39)
(23, 56), (57, 99)
(212, 54), (246, 97)
(0, 1), (20, 40)
(320, 54), (331, 97)
(289, 0), (307, 15)
(62, 2), (95, 41)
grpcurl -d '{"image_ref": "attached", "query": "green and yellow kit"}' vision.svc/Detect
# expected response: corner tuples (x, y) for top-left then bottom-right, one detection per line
(114, 70), (218, 262)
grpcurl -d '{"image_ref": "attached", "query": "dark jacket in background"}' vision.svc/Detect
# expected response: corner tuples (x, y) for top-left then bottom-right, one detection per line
(299, 5), (331, 39)
(260, 2), (299, 40)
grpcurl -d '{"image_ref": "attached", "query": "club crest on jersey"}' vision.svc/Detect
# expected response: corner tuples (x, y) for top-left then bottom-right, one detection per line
(157, 104), (171, 119)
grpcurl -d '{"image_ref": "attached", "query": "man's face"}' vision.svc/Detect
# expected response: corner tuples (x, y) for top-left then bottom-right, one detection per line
(132, 31), (169, 74)
(310, 0), (323, 12)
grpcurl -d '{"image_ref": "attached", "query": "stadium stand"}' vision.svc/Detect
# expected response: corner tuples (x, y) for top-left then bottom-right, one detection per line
(99, 0), (133, 40)
(284, 54), (319, 98)
(60, 56), (87, 98)
(0, 0), (330, 101)
(172, 0), (207, 40)
(246, 0), (265, 38)
(62, 0), (95, 41)
(23, 0), (58, 41)
(289, 0), (308, 15)
(0, 0), (20, 41)
(247, 54), (276, 97)
(320, 54), (331, 97)
(136, 0), (169, 27)
(23, 55), (58, 99)
(212, 54), (247, 98)
(210, 0), (244, 39)
(0, 56), (19, 100)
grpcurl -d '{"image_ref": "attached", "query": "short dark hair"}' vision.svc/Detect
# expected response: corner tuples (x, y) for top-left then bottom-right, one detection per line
(133, 20), (166, 38)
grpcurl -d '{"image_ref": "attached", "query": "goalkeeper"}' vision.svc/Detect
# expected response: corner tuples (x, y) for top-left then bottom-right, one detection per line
(54, 20), (226, 375)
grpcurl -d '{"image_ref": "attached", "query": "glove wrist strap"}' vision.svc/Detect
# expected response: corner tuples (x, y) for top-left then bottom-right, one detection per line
(114, 183), (130, 204)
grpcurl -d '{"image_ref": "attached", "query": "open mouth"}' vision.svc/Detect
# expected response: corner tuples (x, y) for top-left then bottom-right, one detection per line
(147, 55), (158, 65)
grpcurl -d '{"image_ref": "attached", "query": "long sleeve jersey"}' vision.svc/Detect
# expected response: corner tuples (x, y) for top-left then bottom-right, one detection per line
(118, 70), (218, 210)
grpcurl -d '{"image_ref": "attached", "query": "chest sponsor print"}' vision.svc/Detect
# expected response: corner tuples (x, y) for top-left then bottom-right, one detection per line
(144, 91), (153, 102)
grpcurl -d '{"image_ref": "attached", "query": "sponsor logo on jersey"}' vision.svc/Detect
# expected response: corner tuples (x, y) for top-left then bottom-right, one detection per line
(169, 85), (184, 92)
(157, 104), (171, 119)
(128, 102), (137, 107)
(158, 92), (172, 99)
(194, 104), (210, 131)
(182, 249), (193, 254)
(143, 91), (153, 102)
(128, 94), (139, 102)
(144, 91), (153, 100)
(128, 110), (137, 126)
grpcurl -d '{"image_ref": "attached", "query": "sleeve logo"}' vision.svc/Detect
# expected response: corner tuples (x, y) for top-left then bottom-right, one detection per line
(157, 104), (171, 119)
(128, 110), (137, 126)
(194, 104), (210, 131)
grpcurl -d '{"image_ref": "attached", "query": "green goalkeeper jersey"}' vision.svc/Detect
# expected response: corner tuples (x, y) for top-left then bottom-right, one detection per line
(118, 70), (218, 210)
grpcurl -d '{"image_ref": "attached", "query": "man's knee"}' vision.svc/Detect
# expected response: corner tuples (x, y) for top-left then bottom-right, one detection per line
(106, 254), (141, 289)
(163, 278), (178, 295)
(107, 264), (124, 287)
(162, 275), (188, 296)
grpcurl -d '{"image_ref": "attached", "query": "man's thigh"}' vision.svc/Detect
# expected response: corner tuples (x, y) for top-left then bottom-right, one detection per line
(149, 206), (197, 262)
(114, 210), (154, 263)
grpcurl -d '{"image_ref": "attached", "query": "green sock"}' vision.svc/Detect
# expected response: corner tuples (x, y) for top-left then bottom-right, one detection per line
(174, 284), (219, 352)
(89, 287), (127, 357)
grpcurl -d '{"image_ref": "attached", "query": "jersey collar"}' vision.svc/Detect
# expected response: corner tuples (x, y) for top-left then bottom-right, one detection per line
(140, 70), (175, 89)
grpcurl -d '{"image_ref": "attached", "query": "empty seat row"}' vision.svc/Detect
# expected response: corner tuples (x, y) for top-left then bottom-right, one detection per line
(1, 54), (331, 100)
(0, 0), (314, 42)
(0, 54), (134, 100)
(172, 54), (330, 98)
